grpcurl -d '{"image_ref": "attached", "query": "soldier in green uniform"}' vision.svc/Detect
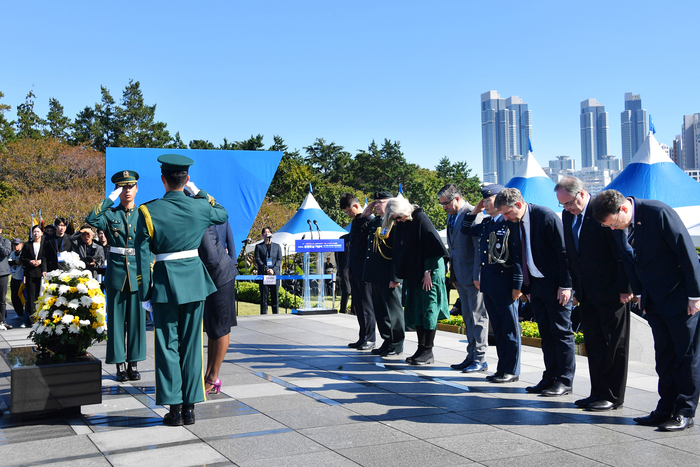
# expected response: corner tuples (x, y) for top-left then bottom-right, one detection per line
(135, 154), (228, 426)
(86, 170), (146, 381)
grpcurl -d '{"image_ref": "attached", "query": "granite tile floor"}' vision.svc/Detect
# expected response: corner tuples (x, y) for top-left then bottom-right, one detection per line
(1, 311), (699, 467)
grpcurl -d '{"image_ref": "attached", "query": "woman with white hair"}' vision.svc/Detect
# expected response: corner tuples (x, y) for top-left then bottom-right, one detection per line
(385, 197), (449, 365)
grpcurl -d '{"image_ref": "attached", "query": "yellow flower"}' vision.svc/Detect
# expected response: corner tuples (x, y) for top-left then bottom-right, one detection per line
(78, 277), (88, 284)
(53, 315), (62, 324)
(61, 276), (71, 283)
(72, 316), (80, 325)
(43, 319), (51, 326)
(92, 322), (98, 329)
(69, 287), (78, 293)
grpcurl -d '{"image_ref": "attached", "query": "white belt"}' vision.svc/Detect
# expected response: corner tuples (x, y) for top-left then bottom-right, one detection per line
(110, 247), (136, 256)
(155, 249), (199, 262)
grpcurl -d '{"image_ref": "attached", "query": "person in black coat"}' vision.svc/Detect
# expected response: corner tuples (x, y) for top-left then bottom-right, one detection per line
(254, 227), (282, 314)
(44, 217), (73, 273)
(340, 193), (376, 350)
(496, 188), (576, 397)
(335, 233), (351, 314)
(555, 178), (632, 411)
(199, 224), (238, 395)
(20, 225), (47, 328)
(592, 190), (700, 431)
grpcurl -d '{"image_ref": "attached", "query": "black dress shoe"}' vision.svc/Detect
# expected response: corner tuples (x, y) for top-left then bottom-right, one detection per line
(659, 415), (694, 432)
(575, 396), (597, 408)
(183, 404), (195, 425)
(450, 358), (472, 370)
(371, 342), (390, 355)
(633, 410), (672, 426)
(359, 341), (375, 351)
(486, 372), (504, 381)
(587, 400), (621, 411)
(491, 374), (519, 383)
(541, 381), (572, 397)
(348, 340), (363, 348)
(163, 404), (183, 426)
(115, 363), (128, 382)
(127, 362), (141, 381)
(381, 346), (402, 357)
(526, 379), (554, 394)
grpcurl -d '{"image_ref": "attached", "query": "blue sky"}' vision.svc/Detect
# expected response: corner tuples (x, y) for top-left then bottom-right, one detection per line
(3, 1), (698, 179)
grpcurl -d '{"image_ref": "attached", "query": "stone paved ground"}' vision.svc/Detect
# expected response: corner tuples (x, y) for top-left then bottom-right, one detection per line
(1, 311), (699, 467)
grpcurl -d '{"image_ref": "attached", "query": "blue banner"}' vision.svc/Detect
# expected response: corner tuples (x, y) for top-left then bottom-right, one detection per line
(295, 239), (345, 252)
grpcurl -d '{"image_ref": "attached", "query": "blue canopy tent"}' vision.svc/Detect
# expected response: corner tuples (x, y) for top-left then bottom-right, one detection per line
(246, 191), (347, 254)
(605, 133), (700, 229)
(505, 151), (559, 212)
(105, 148), (282, 249)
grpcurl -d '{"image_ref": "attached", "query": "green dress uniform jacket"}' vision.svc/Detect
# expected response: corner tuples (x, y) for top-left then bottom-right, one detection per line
(135, 189), (228, 406)
(86, 197), (147, 364)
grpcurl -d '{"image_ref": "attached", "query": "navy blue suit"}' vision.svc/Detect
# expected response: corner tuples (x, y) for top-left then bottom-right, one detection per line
(563, 197), (631, 405)
(522, 204), (576, 387)
(462, 213), (523, 375)
(614, 198), (700, 417)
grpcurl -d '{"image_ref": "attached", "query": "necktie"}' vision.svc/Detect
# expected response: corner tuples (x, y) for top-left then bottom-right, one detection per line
(627, 223), (636, 258)
(520, 221), (530, 287)
(572, 214), (582, 252)
(448, 215), (456, 236)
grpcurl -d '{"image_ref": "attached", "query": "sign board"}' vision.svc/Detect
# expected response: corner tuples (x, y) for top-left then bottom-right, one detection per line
(295, 239), (345, 253)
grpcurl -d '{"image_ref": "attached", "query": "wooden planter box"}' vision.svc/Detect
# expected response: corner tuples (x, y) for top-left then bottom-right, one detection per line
(1, 347), (102, 420)
(436, 323), (465, 334)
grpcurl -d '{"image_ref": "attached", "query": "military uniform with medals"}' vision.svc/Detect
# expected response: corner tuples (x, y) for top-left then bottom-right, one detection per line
(86, 170), (146, 381)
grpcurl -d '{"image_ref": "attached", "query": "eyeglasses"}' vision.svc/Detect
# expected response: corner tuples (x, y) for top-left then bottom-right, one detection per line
(558, 192), (580, 209)
(601, 211), (621, 229)
(439, 198), (454, 206)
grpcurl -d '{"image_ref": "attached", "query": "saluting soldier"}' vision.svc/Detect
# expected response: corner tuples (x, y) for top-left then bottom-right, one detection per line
(461, 184), (524, 383)
(135, 154), (228, 427)
(86, 170), (146, 382)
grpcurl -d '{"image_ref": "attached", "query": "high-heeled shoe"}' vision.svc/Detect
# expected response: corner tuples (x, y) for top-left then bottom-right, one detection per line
(205, 378), (221, 395)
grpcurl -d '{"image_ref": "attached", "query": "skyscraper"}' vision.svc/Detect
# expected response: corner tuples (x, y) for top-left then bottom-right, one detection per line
(481, 91), (532, 184)
(580, 99), (609, 168)
(679, 114), (700, 170)
(620, 92), (647, 167)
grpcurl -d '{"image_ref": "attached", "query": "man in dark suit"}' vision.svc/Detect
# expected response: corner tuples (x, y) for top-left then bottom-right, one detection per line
(591, 190), (700, 431)
(496, 188), (576, 397)
(340, 193), (376, 350)
(555, 178), (632, 411)
(44, 218), (73, 273)
(254, 227), (283, 314)
(437, 184), (490, 373)
(335, 233), (351, 314)
(361, 191), (404, 357)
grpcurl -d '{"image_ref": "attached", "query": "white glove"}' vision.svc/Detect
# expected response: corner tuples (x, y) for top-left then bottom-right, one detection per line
(184, 181), (199, 195)
(141, 300), (153, 312)
(109, 187), (123, 202)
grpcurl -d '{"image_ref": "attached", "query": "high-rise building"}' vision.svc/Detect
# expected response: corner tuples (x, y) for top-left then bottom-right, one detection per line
(549, 155), (575, 172)
(679, 114), (700, 170)
(620, 92), (647, 167)
(580, 99), (609, 168)
(481, 91), (532, 184)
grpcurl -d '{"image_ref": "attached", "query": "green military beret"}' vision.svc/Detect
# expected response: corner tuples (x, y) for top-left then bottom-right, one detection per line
(158, 153), (195, 171)
(111, 170), (139, 187)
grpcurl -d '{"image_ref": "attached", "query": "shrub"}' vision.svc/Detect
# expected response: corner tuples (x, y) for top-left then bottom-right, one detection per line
(520, 320), (584, 344)
(236, 281), (301, 308)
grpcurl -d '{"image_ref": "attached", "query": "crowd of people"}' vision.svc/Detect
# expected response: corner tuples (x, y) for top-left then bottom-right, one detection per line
(337, 177), (700, 432)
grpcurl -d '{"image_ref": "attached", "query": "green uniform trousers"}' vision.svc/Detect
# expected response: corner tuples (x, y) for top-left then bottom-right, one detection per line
(153, 301), (206, 406)
(105, 287), (146, 364)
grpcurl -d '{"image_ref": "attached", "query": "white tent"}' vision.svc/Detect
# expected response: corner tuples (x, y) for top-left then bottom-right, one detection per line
(505, 151), (560, 212)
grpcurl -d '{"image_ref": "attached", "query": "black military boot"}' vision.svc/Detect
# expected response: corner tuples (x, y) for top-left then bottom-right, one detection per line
(406, 327), (425, 364)
(127, 362), (141, 380)
(412, 329), (435, 365)
(163, 404), (183, 426)
(183, 404), (195, 425)
(115, 363), (128, 382)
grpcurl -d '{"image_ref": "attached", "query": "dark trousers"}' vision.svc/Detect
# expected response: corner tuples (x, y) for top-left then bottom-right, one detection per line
(105, 286), (147, 364)
(370, 281), (404, 349)
(10, 278), (24, 318)
(338, 275), (350, 314)
(24, 275), (42, 326)
(259, 280), (279, 314)
(645, 296), (700, 417)
(0, 275), (7, 322)
(580, 300), (630, 405)
(484, 292), (521, 375)
(530, 278), (576, 387)
(350, 278), (375, 343)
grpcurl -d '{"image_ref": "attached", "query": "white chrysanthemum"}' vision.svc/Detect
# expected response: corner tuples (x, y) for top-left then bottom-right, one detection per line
(32, 321), (41, 331)
(79, 295), (93, 307)
(54, 324), (65, 335)
(68, 323), (80, 334)
(92, 294), (105, 305)
(52, 311), (63, 319)
(61, 314), (74, 325)
(58, 272), (71, 282)
(96, 325), (105, 334)
(79, 319), (91, 327)
(46, 270), (62, 280)
(38, 310), (50, 320)
(76, 283), (88, 294)
(67, 299), (80, 310)
(35, 324), (45, 334)
(86, 279), (100, 290)
(55, 296), (67, 307)
(48, 283), (59, 292)
(58, 284), (70, 295)
(96, 309), (106, 321)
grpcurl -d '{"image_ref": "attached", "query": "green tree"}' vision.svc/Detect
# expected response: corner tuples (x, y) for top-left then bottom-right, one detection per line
(15, 90), (45, 139)
(233, 134), (265, 151)
(44, 97), (72, 141)
(115, 79), (172, 148)
(188, 139), (216, 149)
(71, 86), (119, 152)
(304, 138), (346, 177)
(350, 139), (414, 194)
(165, 131), (188, 149)
(434, 156), (482, 205)
(0, 91), (15, 146)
